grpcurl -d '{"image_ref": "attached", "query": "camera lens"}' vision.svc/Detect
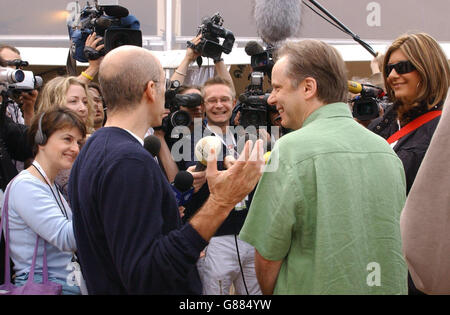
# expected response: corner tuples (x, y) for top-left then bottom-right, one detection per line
(171, 110), (192, 127)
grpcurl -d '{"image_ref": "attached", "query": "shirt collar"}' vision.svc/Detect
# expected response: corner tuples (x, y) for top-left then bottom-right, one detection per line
(124, 129), (144, 146)
(302, 102), (353, 128)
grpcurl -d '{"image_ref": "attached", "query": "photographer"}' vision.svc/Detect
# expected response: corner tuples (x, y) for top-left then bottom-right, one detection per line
(0, 58), (34, 284)
(0, 45), (37, 126)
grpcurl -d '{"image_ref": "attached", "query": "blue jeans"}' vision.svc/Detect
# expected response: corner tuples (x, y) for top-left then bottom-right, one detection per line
(14, 273), (81, 295)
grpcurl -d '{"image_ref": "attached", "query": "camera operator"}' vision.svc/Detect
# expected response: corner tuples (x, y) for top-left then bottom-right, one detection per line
(0, 57), (34, 284)
(153, 35), (205, 181)
(0, 45), (37, 126)
(170, 35), (202, 85)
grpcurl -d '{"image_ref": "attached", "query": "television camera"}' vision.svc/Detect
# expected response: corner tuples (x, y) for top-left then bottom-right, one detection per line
(68, 0), (142, 62)
(188, 12), (235, 64)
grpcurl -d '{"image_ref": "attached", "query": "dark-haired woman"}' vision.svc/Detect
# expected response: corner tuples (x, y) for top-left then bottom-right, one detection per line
(3, 108), (86, 295)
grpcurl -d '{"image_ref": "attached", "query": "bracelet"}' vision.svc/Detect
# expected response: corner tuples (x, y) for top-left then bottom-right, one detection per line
(81, 71), (94, 81)
(213, 58), (224, 64)
(175, 70), (187, 77)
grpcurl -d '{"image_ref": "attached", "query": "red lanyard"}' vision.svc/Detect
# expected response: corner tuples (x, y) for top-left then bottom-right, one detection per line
(387, 111), (442, 144)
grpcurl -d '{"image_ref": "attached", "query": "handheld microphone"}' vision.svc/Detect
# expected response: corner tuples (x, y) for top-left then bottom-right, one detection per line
(194, 136), (222, 171)
(263, 151), (271, 164)
(171, 171), (194, 206)
(143, 135), (161, 157)
(253, 0), (302, 44)
(245, 41), (265, 56)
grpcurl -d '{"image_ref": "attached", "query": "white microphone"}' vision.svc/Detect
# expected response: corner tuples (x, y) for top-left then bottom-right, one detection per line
(194, 136), (222, 171)
(253, 0), (302, 45)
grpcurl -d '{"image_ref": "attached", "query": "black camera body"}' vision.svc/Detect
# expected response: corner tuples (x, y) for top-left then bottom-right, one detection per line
(351, 84), (385, 121)
(161, 81), (204, 134)
(237, 72), (271, 129)
(191, 13), (235, 62)
(250, 45), (275, 80)
(68, 1), (142, 62)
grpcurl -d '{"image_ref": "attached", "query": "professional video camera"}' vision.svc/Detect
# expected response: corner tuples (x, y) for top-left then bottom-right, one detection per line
(68, 0), (142, 62)
(348, 81), (386, 121)
(189, 12), (235, 63)
(0, 67), (24, 94)
(235, 72), (272, 129)
(160, 80), (204, 134)
(250, 45), (275, 81)
(0, 67), (42, 96)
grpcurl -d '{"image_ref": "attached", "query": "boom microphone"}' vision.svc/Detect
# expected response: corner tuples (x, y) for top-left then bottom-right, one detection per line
(253, 0), (302, 44)
(144, 135), (161, 157)
(245, 41), (265, 56)
(194, 136), (222, 171)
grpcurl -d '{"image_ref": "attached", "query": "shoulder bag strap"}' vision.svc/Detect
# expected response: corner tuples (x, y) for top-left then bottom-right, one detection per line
(1, 177), (50, 285)
(387, 111), (442, 144)
(1, 179), (14, 285)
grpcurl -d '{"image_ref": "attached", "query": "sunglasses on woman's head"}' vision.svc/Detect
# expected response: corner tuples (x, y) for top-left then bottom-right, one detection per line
(385, 60), (416, 75)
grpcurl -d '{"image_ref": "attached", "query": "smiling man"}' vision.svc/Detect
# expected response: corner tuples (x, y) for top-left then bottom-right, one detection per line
(239, 40), (408, 295)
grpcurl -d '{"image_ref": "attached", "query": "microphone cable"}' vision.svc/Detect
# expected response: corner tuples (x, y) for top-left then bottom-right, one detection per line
(234, 234), (249, 295)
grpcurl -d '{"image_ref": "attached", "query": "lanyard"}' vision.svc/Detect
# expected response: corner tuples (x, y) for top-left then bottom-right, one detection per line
(31, 161), (69, 219)
(387, 111), (442, 144)
(205, 124), (239, 158)
(31, 161), (81, 280)
(205, 124), (247, 210)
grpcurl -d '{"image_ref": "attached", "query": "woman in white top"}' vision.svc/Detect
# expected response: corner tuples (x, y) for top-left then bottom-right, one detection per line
(4, 107), (86, 295)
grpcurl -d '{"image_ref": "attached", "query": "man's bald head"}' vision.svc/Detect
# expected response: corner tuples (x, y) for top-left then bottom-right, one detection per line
(99, 46), (163, 112)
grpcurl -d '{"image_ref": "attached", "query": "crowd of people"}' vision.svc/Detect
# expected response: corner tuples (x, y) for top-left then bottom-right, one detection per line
(0, 29), (449, 295)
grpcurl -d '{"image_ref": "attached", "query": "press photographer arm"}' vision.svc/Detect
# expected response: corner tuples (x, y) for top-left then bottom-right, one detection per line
(214, 58), (236, 98)
(77, 32), (105, 84)
(19, 90), (38, 126)
(170, 35), (202, 85)
(0, 113), (32, 163)
(154, 126), (179, 183)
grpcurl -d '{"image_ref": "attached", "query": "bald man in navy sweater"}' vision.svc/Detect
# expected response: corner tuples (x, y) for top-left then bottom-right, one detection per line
(68, 46), (264, 295)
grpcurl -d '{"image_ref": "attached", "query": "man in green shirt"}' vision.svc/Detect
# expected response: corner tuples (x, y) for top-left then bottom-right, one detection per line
(239, 40), (408, 295)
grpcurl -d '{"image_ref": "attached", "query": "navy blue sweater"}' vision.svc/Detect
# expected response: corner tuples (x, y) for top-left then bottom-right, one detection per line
(69, 127), (207, 294)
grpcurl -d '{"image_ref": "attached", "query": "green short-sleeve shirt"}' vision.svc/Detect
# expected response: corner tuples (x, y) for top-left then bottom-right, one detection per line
(240, 102), (408, 295)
